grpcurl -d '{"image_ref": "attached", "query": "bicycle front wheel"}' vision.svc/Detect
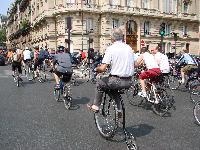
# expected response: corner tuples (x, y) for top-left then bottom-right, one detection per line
(193, 101), (200, 126)
(94, 93), (118, 139)
(190, 83), (200, 104)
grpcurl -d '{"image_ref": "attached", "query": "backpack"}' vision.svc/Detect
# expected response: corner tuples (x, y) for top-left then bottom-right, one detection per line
(44, 50), (49, 59)
(38, 49), (45, 60)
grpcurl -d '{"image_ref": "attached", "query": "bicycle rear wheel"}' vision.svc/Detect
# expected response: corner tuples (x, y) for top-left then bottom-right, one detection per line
(63, 84), (72, 109)
(54, 89), (61, 102)
(152, 88), (173, 116)
(193, 101), (200, 126)
(94, 93), (118, 139)
(27, 67), (34, 81)
(128, 83), (143, 106)
(16, 77), (19, 87)
(190, 83), (200, 104)
(168, 75), (180, 90)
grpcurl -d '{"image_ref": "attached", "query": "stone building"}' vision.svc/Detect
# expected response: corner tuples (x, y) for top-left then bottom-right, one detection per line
(0, 15), (7, 29)
(6, 0), (200, 55)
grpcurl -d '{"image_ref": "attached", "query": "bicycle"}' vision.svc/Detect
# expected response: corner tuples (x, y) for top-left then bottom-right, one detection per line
(13, 69), (22, 87)
(35, 63), (47, 83)
(190, 83), (200, 104)
(24, 60), (34, 81)
(54, 75), (72, 110)
(169, 65), (199, 91)
(193, 100), (200, 126)
(93, 76), (137, 150)
(129, 75), (175, 117)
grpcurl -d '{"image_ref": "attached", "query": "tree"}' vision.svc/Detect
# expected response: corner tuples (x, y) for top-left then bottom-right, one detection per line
(0, 29), (6, 43)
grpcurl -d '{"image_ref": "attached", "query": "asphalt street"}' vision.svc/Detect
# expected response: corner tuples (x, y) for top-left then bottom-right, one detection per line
(0, 65), (199, 150)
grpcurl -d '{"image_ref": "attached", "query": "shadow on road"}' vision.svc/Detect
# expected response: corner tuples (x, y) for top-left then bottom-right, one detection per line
(70, 96), (90, 110)
(107, 123), (154, 144)
(126, 123), (154, 138)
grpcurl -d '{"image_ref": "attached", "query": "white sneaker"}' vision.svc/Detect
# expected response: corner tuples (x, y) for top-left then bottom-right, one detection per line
(154, 99), (159, 104)
(138, 91), (147, 98)
(147, 99), (159, 104)
(178, 80), (185, 85)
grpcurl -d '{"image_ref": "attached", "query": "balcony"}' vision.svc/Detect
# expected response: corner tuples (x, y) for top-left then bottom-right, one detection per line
(178, 13), (197, 21)
(52, 2), (100, 14)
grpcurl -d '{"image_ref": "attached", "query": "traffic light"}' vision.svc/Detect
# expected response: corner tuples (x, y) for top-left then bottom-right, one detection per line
(159, 23), (165, 36)
(174, 33), (178, 41)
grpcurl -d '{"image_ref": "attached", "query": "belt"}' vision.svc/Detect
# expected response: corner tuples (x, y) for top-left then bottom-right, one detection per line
(110, 75), (132, 79)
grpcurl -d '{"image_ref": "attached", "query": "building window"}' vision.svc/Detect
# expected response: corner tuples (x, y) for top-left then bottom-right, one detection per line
(127, 20), (135, 34)
(110, 0), (119, 6)
(66, 0), (76, 4)
(183, 3), (189, 13)
(65, 17), (72, 31)
(163, 0), (174, 13)
(141, 0), (149, 9)
(172, 0), (177, 13)
(183, 25), (188, 36)
(165, 24), (171, 35)
(112, 19), (119, 29)
(85, 0), (92, 4)
(126, 0), (134, 7)
(144, 21), (150, 35)
(86, 18), (93, 33)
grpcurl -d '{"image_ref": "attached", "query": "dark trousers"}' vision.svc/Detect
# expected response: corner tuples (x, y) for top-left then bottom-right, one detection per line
(94, 76), (132, 110)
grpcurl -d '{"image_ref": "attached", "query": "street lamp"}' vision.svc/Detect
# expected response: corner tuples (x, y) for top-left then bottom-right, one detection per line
(66, 17), (72, 52)
(171, 32), (178, 59)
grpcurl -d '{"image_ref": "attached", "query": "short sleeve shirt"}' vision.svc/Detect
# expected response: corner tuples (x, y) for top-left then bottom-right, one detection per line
(102, 41), (134, 77)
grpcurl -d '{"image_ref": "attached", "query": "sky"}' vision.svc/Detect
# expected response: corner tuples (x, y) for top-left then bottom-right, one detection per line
(0, 0), (14, 16)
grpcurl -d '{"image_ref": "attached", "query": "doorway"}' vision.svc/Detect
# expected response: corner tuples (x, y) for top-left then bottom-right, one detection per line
(126, 20), (137, 52)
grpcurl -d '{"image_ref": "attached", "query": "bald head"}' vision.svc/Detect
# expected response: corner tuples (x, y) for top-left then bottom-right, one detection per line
(111, 28), (124, 42)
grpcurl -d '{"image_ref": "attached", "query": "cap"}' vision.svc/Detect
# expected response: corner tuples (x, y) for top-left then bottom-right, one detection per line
(57, 46), (65, 52)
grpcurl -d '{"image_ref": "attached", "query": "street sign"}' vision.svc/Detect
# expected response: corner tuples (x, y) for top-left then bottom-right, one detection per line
(141, 40), (145, 47)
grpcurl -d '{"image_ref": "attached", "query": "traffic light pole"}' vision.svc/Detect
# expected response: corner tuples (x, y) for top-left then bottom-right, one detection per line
(160, 35), (164, 53)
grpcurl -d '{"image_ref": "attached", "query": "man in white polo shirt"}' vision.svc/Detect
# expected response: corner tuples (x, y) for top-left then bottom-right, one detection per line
(87, 28), (134, 114)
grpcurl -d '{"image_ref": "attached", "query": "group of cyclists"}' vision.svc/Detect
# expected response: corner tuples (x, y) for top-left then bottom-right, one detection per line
(87, 27), (199, 114)
(7, 27), (199, 115)
(9, 46), (49, 81)
(4, 27), (200, 149)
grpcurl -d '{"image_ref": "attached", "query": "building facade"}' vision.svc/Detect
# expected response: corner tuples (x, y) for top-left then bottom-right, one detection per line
(6, 0), (200, 55)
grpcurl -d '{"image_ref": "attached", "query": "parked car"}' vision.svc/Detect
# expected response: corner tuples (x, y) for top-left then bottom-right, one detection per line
(0, 54), (5, 66)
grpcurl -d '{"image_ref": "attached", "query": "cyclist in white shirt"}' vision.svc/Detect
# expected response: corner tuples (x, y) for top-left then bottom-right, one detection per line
(23, 47), (32, 77)
(87, 28), (134, 114)
(135, 47), (161, 102)
(151, 46), (170, 74)
(23, 47), (31, 62)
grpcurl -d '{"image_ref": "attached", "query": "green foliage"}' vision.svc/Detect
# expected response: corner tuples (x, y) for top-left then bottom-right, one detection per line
(20, 19), (29, 29)
(0, 29), (6, 43)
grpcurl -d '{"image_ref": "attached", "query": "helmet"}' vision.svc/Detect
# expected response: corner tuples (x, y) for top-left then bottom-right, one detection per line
(57, 46), (65, 52)
(33, 46), (39, 50)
